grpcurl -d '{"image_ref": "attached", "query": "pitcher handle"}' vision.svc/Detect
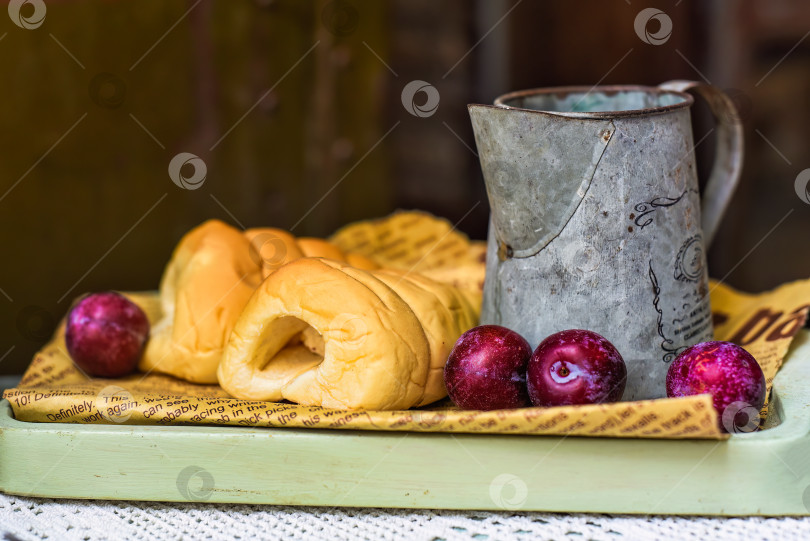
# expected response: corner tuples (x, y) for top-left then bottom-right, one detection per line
(658, 80), (744, 248)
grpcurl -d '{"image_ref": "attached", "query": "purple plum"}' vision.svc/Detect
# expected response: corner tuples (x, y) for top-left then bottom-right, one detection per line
(666, 341), (766, 433)
(527, 329), (626, 407)
(65, 292), (149, 378)
(444, 325), (533, 410)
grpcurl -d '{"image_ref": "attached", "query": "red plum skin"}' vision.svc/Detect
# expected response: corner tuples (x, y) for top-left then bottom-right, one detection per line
(666, 341), (766, 433)
(65, 292), (149, 378)
(444, 325), (533, 410)
(527, 329), (627, 407)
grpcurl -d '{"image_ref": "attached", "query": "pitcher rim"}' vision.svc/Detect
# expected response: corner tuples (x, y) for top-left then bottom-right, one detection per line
(485, 85), (695, 119)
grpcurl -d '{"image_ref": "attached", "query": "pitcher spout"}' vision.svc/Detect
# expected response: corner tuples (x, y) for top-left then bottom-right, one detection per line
(468, 103), (614, 259)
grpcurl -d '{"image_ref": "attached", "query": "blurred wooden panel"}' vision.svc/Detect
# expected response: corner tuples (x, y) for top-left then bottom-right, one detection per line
(0, 0), (389, 374)
(386, 0), (492, 241)
(709, 0), (810, 292)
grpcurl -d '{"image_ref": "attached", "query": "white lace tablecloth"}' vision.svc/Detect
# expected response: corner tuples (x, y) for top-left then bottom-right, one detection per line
(2, 493), (810, 541)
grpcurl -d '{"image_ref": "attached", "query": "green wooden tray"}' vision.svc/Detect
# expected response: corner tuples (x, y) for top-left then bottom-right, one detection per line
(2, 331), (810, 515)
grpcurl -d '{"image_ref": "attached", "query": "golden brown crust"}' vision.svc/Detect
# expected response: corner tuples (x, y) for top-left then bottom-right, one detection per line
(218, 258), (478, 409)
(296, 237), (349, 261)
(373, 269), (477, 406)
(344, 253), (380, 270)
(141, 214), (482, 401)
(244, 230), (362, 276)
(244, 228), (305, 279)
(143, 221), (378, 385)
(139, 220), (262, 383)
(329, 211), (486, 311)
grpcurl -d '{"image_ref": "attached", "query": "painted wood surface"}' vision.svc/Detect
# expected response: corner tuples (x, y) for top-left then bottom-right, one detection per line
(1, 332), (809, 514)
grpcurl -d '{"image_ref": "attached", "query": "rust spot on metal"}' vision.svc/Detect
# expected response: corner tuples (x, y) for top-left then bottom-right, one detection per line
(497, 241), (513, 261)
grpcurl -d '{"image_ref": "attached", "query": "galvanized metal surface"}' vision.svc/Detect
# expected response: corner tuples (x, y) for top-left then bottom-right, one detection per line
(470, 83), (744, 400)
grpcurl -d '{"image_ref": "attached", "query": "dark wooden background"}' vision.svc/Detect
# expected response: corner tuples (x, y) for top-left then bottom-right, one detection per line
(1, 0), (809, 374)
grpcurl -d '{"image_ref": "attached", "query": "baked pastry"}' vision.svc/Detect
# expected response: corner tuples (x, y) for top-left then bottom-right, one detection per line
(372, 268), (478, 405)
(141, 221), (374, 384)
(217, 257), (479, 410)
(139, 220), (263, 383)
(244, 228), (378, 278)
(329, 210), (486, 306)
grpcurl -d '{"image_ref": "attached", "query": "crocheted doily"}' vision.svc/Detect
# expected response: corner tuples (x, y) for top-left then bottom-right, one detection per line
(2, 493), (810, 540)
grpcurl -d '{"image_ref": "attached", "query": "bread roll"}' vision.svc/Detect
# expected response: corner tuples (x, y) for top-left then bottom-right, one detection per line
(244, 229), (375, 276)
(139, 220), (262, 383)
(142, 221), (372, 384)
(217, 258), (479, 410)
(329, 211), (486, 305)
(244, 228), (304, 279)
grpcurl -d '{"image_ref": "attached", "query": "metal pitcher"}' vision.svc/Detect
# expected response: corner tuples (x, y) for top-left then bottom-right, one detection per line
(468, 81), (743, 400)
